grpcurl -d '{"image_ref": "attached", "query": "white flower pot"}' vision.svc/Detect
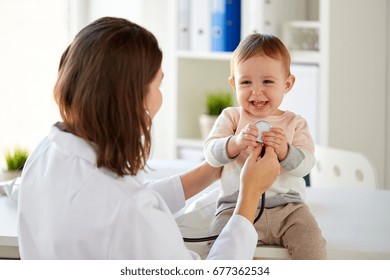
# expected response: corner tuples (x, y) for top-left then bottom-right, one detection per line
(199, 114), (218, 140)
(0, 170), (22, 182)
(0, 170), (22, 198)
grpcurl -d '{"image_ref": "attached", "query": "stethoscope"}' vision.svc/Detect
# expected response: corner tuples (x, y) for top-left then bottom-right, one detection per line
(183, 120), (272, 242)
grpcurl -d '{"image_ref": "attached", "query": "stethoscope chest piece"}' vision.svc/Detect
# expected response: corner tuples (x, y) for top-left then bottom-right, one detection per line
(254, 120), (272, 143)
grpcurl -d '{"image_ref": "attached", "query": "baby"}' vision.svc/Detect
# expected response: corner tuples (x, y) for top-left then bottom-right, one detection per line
(205, 33), (326, 259)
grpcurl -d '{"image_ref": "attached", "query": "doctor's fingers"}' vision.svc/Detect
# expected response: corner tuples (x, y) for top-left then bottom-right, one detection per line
(264, 147), (280, 163)
(244, 147), (280, 189)
(260, 147), (281, 175)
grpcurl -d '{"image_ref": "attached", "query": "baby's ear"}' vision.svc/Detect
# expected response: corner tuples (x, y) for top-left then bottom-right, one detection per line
(229, 76), (236, 92)
(285, 74), (295, 93)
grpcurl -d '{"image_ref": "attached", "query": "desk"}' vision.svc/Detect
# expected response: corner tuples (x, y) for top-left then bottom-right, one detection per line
(306, 187), (390, 259)
(178, 186), (390, 259)
(1, 188), (390, 259)
(0, 196), (19, 259)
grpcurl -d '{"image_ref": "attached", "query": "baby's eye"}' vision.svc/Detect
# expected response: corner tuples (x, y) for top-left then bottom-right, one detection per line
(240, 80), (251, 85)
(263, 80), (273, 84)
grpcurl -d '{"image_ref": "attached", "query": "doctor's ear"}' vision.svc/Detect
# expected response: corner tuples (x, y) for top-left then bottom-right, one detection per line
(284, 74), (295, 93)
(229, 76), (236, 92)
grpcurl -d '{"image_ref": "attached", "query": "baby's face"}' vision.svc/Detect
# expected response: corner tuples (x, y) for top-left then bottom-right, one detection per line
(231, 55), (292, 119)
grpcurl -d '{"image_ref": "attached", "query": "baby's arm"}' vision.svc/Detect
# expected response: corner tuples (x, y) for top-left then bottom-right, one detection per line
(204, 108), (261, 166)
(203, 110), (235, 167)
(279, 145), (315, 177)
(204, 108), (255, 166)
(262, 117), (315, 177)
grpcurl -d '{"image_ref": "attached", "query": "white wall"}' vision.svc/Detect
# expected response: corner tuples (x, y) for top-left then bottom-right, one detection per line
(387, 1), (390, 188)
(69, 0), (143, 38)
(84, 0), (178, 159)
(88, 0), (142, 23)
(328, 0), (388, 188)
(0, 0), (171, 171)
(140, 0), (178, 159)
(0, 0), (69, 169)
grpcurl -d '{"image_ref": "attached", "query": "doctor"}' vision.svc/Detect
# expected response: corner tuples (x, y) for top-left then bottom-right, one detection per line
(18, 17), (280, 259)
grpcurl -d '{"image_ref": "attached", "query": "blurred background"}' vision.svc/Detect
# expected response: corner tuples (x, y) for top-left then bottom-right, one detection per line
(0, 0), (389, 189)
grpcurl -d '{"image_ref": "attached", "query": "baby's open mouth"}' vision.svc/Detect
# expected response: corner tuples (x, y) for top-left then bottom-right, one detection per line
(251, 100), (268, 108)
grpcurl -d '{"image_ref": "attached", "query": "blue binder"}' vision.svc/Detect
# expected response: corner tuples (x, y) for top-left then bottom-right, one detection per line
(211, 0), (241, 52)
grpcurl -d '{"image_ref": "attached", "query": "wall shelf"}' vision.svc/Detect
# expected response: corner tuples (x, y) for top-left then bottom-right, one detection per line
(177, 51), (233, 61)
(144, 0), (389, 188)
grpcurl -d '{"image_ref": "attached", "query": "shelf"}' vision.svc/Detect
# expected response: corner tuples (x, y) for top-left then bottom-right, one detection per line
(177, 51), (233, 61)
(177, 138), (203, 148)
(283, 20), (320, 63)
(176, 138), (204, 161)
(178, 50), (320, 64)
(291, 50), (321, 64)
(173, 0), (324, 158)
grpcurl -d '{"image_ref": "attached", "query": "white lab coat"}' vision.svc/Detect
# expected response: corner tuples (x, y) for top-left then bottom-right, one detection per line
(18, 124), (257, 259)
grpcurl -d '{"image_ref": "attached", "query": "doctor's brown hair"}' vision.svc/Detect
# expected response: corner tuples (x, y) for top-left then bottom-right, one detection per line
(54, 17), (162, 176)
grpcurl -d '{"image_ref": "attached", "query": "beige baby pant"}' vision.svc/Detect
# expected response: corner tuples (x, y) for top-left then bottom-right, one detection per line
(209, 203), (327, 259)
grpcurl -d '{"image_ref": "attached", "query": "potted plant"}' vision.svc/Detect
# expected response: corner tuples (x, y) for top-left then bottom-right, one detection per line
(199, 91), (233, 140)
(1, 147), (29, 181)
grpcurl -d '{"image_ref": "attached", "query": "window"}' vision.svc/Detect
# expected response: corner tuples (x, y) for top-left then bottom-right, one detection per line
(0, 0), (69, 167)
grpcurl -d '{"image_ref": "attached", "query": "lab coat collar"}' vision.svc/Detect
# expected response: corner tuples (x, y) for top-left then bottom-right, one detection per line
(48, 122), (145, 186)
(49, 122), (97, 165)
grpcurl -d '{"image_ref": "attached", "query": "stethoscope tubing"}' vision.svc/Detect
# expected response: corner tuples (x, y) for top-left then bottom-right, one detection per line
(183, 192), (266, 243)
(183, 121), (271, 243)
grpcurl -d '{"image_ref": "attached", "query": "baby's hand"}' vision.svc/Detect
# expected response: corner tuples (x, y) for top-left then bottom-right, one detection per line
(262, 127), (288, 161)
(227, 124), (259, 158)
(235, 124), (259, 150)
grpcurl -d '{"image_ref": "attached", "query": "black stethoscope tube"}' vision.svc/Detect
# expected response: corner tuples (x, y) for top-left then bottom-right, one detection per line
(183, 192), (266, 242)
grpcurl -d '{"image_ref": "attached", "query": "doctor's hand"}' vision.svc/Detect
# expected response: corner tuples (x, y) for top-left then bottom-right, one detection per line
(234, 146), (280, 223)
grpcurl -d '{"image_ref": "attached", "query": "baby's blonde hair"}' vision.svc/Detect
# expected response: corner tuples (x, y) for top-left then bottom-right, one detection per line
(230, 33), (291, 78)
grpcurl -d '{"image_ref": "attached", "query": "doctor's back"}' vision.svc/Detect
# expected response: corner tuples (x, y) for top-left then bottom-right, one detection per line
(17, 125), (192, 259)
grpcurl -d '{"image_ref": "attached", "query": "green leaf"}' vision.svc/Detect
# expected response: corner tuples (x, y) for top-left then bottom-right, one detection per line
(5, 148), (29, 171)
(205, 91), (233, 116)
